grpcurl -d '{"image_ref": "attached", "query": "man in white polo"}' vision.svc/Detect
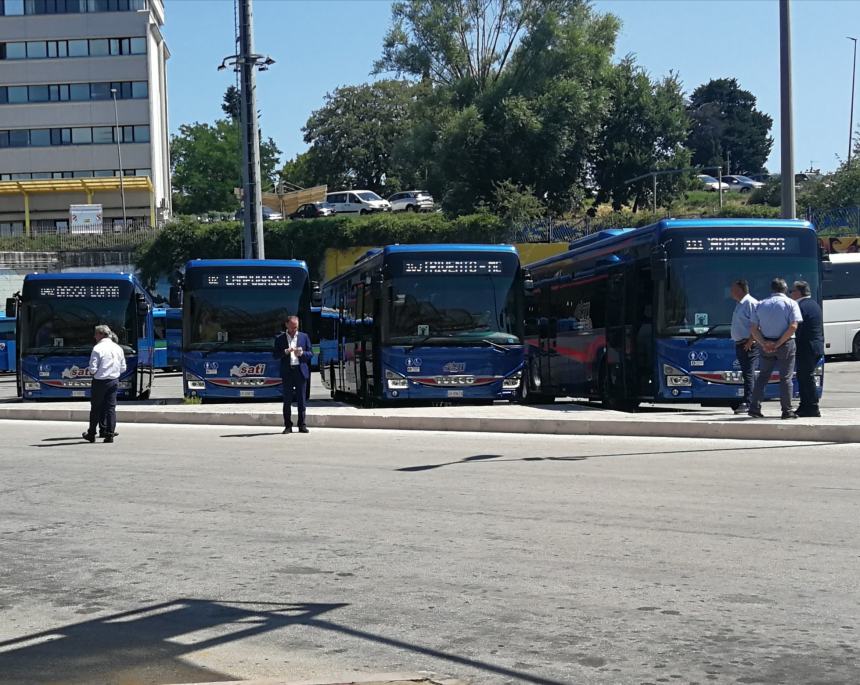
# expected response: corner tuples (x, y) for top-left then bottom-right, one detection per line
(82, 324), (126, 444)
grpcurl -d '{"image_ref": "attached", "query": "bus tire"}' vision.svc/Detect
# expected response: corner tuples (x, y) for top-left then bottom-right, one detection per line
(519, 367), (554, 404)
(853, 332), (860, 361)
(601, 365), (639, 412)
(139, 388), (151, 401)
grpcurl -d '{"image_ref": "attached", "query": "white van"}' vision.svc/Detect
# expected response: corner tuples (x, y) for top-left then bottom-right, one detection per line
(325, 190), (391, 214)
(823, 253), (860, 358)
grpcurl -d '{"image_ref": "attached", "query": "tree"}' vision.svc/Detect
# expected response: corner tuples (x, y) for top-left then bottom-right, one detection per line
(592, 59), (690, 210)
(376, 0), (620, 214)
(222, 85), (241, 121)
(170, 119), (281, 215)
(279, 151), (319, 189)
(687, 78), (773, 175)
(302, 80), (417, 193)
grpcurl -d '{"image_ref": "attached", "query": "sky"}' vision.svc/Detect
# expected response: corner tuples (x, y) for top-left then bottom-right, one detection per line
(164, 0), (860, 174)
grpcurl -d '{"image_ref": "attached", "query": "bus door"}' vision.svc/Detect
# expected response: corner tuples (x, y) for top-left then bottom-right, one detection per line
(604, 266), (637, 403)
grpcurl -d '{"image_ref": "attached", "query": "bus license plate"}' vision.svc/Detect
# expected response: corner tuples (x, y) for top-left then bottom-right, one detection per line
(447, 389), (464, 398)
(72, 390), (85, 398)
(240, 390), (254, 398)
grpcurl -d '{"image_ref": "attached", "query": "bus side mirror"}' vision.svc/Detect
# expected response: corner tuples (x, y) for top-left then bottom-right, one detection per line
(169, 286), (182, 308)
(524, 271), (534, 291)
(650, 248), (668, 280)
(136, 293), (150, 317)
(5, 297), (16, 318)
(311, 281), (322, 307)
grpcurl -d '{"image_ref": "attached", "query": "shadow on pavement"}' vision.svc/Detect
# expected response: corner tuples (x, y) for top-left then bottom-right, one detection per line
(220, 431), (285, 438)
(0, 597), (570, 685)
(397, 442), (838, 472)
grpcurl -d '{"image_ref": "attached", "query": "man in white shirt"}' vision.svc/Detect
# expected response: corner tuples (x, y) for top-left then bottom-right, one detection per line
(729, 279), (759, 414)
(82, 324), (127, 444)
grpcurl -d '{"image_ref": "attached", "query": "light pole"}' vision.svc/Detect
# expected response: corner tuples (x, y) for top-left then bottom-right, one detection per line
(218, 0), (275, 260)
(110, 88), (127, 229)
(779, 0), (796, 219)
(848, 36), (857, 166)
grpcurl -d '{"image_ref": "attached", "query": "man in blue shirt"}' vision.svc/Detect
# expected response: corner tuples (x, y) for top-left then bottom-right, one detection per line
(729, 279), (758, 414)
(790, 280), (824, 417)
(748, 278), (803, 419)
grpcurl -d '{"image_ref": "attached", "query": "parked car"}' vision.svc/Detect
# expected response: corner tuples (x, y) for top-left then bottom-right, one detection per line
(234, 205), (283, 221)
(388, 190), (435, 212)
(697, 174), (730, 192)
(746, 173), (771, 183)
(325, 190), (391, 214)
(722, 175), (765, 193)
(288, 202), (336, 220)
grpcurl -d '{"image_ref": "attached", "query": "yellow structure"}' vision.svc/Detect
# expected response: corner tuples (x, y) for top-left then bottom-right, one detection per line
(262, 185), (328, 217)
(323, 243), (570, 281)
(0, 177), (156, 236)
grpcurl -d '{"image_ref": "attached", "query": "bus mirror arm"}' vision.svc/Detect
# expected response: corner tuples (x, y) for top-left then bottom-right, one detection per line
(650, 249), (668, 280)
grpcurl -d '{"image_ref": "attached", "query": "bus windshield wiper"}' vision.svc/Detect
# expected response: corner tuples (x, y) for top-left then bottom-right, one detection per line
(201, 340), (233, 356)
(480, 338), (510, 352)
(686, 323), (731, 346)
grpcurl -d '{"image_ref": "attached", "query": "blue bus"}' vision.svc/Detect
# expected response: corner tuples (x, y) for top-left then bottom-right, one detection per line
(16, 273), (155, 400)
(153, 307), (168, 369)
(165, 307), (182, 369)
(0, 315), (15, 373)
(523, 218), (823, 409)
(181, 259), (313, 399)
(320, 244), (525, 404)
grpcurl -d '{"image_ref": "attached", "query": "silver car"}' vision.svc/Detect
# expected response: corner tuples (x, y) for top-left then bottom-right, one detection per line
(388, 190), (435, 212)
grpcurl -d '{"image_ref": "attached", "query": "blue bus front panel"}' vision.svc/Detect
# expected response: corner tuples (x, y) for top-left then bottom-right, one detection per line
(654, 338), (823, 402)
(19, 354), (138, 400)
(183, 351), (283, 399)
(379, 345), (524, 401)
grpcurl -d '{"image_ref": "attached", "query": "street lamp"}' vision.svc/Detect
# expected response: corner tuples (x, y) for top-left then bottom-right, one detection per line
(110, 88), (128, 229)
(848, 36), (857, 166)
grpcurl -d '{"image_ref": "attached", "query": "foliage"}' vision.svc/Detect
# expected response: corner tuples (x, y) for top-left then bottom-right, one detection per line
(376, 0), (620, 215)
(222, 85), (241, 121)
(170, 119), (282, 215)
(591, 59), (690, 210)
(687, 78), (773, 175)
(301, 80), (418, 194)
(491, 180), (546, 224)
(134, 213), (506, 286)
(279, 151), (319, 189)
(802, 163), (860, 211)
(748, 176), (782, 207)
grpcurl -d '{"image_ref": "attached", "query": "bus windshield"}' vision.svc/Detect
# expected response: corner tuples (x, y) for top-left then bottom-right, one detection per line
(21, 297), (135, 354)
(386, 272), (522, 345)
(186, 287), (305, 351)
(659, 255), (819, 336)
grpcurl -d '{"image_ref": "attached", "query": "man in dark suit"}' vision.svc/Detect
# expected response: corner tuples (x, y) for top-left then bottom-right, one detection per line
(791, 280), (824, 417)
(273, 316), (312, 433)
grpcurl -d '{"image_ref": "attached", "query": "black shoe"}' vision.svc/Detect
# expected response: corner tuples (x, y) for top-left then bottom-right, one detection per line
(733, 403), (750, 415)
(796, 408), (821, 418)
(781, 411), (798, 420)
(283, 427), (293, 434)
(747, 410), (765, 419)
(98, 430), (118, 438)
(103, 435), (114, 443)
(298, 426), (310, 434)
(82, 431), (96, 443)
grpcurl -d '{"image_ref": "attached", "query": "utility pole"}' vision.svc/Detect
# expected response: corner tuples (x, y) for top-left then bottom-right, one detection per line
(238, 0), (264, 258)
(848, 36), (858, 166)
(779, 0), (796, 219)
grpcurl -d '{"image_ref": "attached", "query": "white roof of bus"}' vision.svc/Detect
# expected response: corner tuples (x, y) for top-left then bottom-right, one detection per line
(828, 253), (860, 263)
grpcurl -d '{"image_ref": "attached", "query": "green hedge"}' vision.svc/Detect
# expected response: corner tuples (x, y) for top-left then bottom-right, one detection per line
(134, 213), (506, 286)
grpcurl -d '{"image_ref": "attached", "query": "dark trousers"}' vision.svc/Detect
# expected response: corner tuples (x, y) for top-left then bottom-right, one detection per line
(734, 341), (758, 406)
(796, 354), (819, 411)
(88, 378), (118, 436)
(282, 366), (307, 428)
(750, 339), (796, 413)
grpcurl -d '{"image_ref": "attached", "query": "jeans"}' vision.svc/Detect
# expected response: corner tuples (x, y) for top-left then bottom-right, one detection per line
(750, 339), (796, 414)
(88, 378), (118, 436)
(282, 366), (307, 428)
(734, 341), (758, 406)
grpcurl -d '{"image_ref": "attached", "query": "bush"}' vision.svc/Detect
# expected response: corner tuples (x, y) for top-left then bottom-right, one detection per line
(135, 212), (507, 287)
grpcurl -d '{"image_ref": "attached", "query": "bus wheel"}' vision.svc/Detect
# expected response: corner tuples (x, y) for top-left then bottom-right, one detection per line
(601, 366), (639, 412)
(139, 389), (151, 401)
(519, 367), (553, 404)
(854, 333), (860, 361)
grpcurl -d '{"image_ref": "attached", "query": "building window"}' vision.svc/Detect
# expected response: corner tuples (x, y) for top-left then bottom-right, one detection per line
(28, 85), (50, 102)
(93, 169), (114, 177)
(69, 84), (90, 101)
(9, 130), (29, 146)
(130, 37), (146, 54)
(2, 0), (25, 15)
(7, 87), (27, 104)
(92, 126), (113, 144)
(131, 81), (148, 98)
(0, 0), (142, 13)
(68, 40), (88, 57)
(133, 125), (149, 142)
(90, 82), (110, 100)
(89, 39), (109, 56)
(29, 129), (51, 147)
(0, 80), (145, 105)
(31, 171), (51, 179)
(1, 35), (147, 59)
(71, 128), (92, 144)
(0, 125), (148, 148)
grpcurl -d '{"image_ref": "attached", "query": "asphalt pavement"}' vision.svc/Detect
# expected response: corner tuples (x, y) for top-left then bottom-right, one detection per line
(0, 421), (858, 684)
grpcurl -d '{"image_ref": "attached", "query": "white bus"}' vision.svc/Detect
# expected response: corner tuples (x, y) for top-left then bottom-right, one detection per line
(824, 253), (860, 359)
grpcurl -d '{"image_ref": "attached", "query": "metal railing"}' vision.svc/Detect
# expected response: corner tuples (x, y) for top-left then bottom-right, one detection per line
(806, 206), (860, 235)
(0, 220), (162, 252)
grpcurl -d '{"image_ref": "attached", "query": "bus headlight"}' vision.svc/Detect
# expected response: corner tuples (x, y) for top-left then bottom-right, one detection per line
(814, 365), (824, 376)
(187, 379), (205, 390)
(385, 369), (408, 389)
(666, 375), (692, 387)
(25, 382), (40, 391)
(118, 380), (132, 390)
(663, 363), (685, 376)
(502, 371), (522, 389)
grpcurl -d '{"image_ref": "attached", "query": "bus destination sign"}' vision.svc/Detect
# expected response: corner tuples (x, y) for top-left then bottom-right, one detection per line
(682, 236), (798, 253)
(204, 274), (293, 287)
(403, 259), (505, 275)
(39, 284), (123, 299)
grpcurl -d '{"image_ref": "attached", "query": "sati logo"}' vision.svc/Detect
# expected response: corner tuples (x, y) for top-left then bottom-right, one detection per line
(442, 361), (466, 374)
(61, 366), (93, 379)
(229, 362), (266, 377)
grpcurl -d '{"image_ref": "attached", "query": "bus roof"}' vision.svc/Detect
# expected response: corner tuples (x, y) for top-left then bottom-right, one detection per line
(185, 259), (308, 271)
(828, 252), (860, 263)
(23, 272), (138, 283)
(527, 218), (815, 270)
(382, 243), (518, 255)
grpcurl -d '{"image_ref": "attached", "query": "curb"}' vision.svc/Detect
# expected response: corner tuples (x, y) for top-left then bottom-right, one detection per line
(0, 405), (858, 443)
